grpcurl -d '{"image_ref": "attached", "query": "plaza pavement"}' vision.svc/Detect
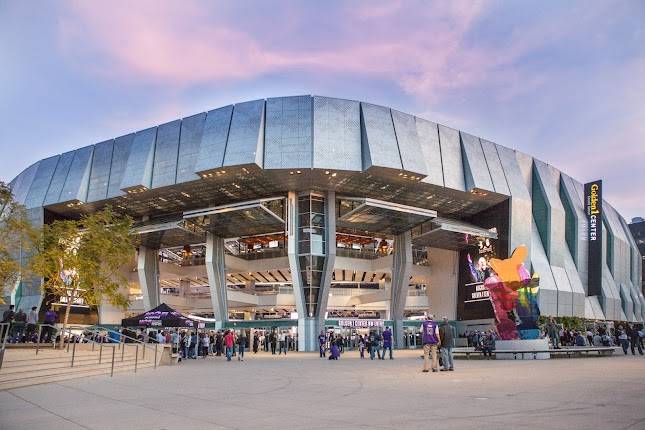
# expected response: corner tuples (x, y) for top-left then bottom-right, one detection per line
(1, 349), (644, 430)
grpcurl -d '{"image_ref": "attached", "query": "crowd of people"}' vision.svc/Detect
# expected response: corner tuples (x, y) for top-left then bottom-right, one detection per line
(135, 328), (298, 362)
(1, 305), (60, 343)
(317, 327), (394, 361)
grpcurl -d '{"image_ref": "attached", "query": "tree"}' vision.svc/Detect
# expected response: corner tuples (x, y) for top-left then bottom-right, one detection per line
(0, 181), (39, 306)
(31, 207), (134, 346)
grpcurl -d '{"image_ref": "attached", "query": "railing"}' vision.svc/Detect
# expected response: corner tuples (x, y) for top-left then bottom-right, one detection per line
(0, 322), (160, 376)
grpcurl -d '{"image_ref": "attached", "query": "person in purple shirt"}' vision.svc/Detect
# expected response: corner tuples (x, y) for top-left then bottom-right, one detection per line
(381, 327), (393, 360)
(421, 314), (441, 373)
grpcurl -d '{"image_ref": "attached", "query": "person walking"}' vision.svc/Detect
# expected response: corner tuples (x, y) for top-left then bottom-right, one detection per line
(253, 333), (259, 353)
(358, 335), (365, 359)
(617, 325), (630, 355)
(270, 331), (277, 355)
(238, 331), (246, 361)
(628, 324), (644, 356)
(481, 331), (495, 359)
(215, 331), (223, 356)
(545, 317), (560, 349)
(224, 330), (235, 361)
(42, 307), (58, 342)
(368, 331), (377, 360)
(2, 304), (15, 340)
(421, 314), (441, 373)
(202, 332), (210, 358)
(26, 306), (38, 340)
(439, 317), (455, 371)
(318, 331), (326, 358)
(13, 308), (27, 342)
(278, 331), (287, 355)
(381, 327), (393, 360)
(183, 330), (191, 359)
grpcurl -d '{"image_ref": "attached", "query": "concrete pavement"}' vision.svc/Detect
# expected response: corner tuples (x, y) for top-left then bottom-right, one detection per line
(1, 349), (644, 430)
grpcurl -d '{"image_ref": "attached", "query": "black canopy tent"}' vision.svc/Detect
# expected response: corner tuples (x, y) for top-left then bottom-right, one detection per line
(121, 303), (203, 328)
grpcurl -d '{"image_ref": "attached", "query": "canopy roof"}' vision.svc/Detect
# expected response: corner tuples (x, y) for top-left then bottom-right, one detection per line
(121, 303), (199, 328)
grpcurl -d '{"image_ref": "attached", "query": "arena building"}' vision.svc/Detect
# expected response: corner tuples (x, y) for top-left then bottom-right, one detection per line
(6, 95), (644, 350)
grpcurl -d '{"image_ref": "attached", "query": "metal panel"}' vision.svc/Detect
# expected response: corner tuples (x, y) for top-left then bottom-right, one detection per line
(480, 139), (510, 195)
(391, 110), (427, 175)
(194, 106), (233, 174)
(438, 125), (465, 191)
(107, 133), (135, 198)
(8, 162), (39, 205)
(223, 99), (265, 167)
(59, 146), (94, 204)
(415, 118), (443, 186)
(152, 120), (181, 188)
(461, 132), (494, 192)
(360, 102), (402, 171)
(24, 155), (59, 208)
(531, 220), (558, 316)
(176, 112), (206, 184)
(43, 151), (75, 205)
(533, 159), (566, 267)
(312, 96), (361, 171)
(264, 96), (312, 169)
(87, 140), (114, 202)
(120, 127), (157, 192)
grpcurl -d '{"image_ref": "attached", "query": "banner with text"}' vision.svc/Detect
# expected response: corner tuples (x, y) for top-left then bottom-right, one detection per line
(584, 180), (602, 296)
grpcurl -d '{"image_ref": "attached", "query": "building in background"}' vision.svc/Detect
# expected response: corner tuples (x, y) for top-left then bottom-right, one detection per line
(4, 95), (643, 351)
(628, 217), (645, 295)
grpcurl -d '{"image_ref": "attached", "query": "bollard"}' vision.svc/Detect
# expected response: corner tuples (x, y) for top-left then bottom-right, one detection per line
(99, 342), (103, 364)
(134, 344), (139, 373)
(71, 339), (77, 367)
(154, 344), (158, 369)
(111, 346), (116, 377)
(36, 325), (42, 355)
(121, 341), (125, 362)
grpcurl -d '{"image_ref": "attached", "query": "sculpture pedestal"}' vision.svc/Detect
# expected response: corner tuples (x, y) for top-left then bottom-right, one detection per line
(495, 338), (550, 360)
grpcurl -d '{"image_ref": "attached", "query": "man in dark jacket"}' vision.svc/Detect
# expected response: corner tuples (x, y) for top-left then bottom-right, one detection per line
(439, 317), (456, 371)
(628, 324), (644, 355)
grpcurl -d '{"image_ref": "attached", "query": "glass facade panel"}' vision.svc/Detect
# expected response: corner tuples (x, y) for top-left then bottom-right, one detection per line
(43, 151), (75, 205)
(59, 146), (93, 203)
(223, 100), (264, 167)
(176, 113), (206, 183)
(195, 106), (233, 174)
(24, 156), (59, 208)
(87, 140), (114, 202)
(152, 120), (181, 188)
(107, 134), (135, 198)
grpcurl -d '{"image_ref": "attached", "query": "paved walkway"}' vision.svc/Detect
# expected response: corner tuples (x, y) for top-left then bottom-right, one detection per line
(1, 350), (644, 430)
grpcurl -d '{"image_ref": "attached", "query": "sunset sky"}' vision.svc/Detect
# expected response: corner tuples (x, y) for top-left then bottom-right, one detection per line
(1, 0), (643, 219)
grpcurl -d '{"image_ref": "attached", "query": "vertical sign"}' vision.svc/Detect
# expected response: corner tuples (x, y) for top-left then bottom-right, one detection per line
(584, 180), (602, 296)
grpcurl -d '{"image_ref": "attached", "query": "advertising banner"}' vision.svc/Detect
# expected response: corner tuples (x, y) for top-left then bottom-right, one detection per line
(584, 180), (602, 296)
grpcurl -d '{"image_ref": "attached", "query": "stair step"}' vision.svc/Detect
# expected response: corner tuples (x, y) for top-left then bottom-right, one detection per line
(0, 354), (143, 374)
(0, 359), (155, 383)
(0, 362), (155, 390)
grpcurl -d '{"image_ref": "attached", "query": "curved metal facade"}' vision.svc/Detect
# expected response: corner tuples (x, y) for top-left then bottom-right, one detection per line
(7, 95), (644, 322)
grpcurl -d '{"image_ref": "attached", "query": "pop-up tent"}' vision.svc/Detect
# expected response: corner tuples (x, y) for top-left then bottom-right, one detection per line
(121, 303), (199, 328)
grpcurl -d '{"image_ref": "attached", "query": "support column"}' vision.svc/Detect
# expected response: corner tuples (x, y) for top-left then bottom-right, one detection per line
(287, 191), (336, 352)
(137, 246), (160, 310)
(206, 233), (228, 328)
(390, 231), (413, 349)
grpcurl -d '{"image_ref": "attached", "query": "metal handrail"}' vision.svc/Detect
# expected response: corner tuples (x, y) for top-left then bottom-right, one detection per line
(84, 325), (161, 357)
(0, 322), (160, 376)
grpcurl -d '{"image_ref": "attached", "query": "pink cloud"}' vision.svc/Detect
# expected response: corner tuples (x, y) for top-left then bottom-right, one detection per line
(56, 0), (495, 100)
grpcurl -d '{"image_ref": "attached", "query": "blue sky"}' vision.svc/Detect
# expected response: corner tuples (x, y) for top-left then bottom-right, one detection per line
(1, 0), (643, 219)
